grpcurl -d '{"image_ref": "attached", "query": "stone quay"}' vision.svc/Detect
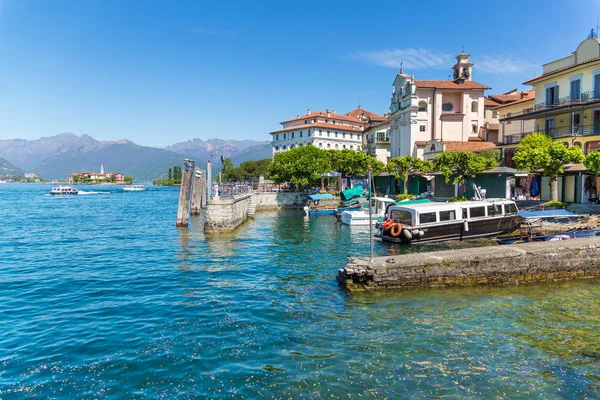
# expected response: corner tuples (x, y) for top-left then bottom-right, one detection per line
(338, 237), (600, 291)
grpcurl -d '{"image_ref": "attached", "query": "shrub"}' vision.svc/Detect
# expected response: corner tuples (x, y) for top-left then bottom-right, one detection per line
(395, 194), (415, 201)
(448, 196), (467, 202)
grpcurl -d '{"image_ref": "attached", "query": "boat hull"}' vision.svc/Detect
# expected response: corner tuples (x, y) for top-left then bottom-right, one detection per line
(340, 211), (379, 226)
(378, 215), (521, 244)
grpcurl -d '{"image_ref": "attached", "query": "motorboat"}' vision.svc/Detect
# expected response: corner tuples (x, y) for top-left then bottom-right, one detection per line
(339, 197), (396, 226)
(50, 186), (79, 195)
(376, 199), (521, 244)
(122, 185), (147, 191)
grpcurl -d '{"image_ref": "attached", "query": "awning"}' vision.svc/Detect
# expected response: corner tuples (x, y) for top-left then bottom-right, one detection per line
(308, 194), (334, 201)
(518, 210), (577, 219)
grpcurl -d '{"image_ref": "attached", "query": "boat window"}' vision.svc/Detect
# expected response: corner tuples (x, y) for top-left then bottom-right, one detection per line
(470, 207), (485, 218)
(419, 212), (437, 224)
(390, 210), (413, 225)
(487, 205), (496, 216)
(505, 203), (518, 214)
(439, 210), (456, 221)
(462, 208), (468, 219)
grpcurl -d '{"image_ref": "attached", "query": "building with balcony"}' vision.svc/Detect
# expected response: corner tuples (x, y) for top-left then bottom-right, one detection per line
(363, 121), (390, 163)
(388, 52), (490, 159)
(269, 107), (386, 156)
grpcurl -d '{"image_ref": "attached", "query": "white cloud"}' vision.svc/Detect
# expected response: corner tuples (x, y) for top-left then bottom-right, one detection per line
(354, 48), (452, 70)
(475, 54), (539, 75)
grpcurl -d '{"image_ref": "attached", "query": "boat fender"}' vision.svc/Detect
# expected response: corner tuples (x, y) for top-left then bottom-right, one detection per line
(418, 230), (424, 237)
(382, 219), (394, 230)
(412, 229), (419, 236)
(303, 206), (309, 216)
(402, 229), (413, 240)
(463, 220), (469, 232)
(390, 223), (402, 237)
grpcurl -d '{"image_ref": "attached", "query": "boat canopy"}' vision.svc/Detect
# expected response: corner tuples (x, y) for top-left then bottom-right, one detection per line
(518, 210), (578, 219)
(394, 198), (432, 206)
(308, 193), (334, 201)
(340, 186), (365, 201)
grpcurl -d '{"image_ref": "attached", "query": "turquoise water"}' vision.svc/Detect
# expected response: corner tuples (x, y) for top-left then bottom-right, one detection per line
(1, 184), (599, 398)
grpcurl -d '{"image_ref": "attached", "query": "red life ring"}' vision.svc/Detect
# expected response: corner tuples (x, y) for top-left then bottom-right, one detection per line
(382, 219), (394, 230)
(390, 223), (402, 237)
(314, 200), (320, 206)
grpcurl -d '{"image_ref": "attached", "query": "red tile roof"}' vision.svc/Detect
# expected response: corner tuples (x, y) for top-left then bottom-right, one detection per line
(345, 107), (387, 122)
(414, 80), (490, 90)
(484, 98), (501, 107)
(489, 90), (534, 104)
(492, 95), (535, 110)
(415, 141), (428, 146)
(524, 55), (600, 85)
(281, 110), (359, 124)
(468, 136), (484, 142)
(270, 121), (363, 134)
(443, 141), (497, 153)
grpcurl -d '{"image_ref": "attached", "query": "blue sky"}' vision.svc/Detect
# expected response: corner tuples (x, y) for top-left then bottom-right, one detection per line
(0, 0), (598, 146)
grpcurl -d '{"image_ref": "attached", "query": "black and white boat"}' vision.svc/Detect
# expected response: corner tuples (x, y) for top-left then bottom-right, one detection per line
(50, 186), (79, 195)
(376, 199), (521, 244)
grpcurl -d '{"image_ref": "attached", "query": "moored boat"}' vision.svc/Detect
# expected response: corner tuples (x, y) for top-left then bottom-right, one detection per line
(376, 199), (521, 244)
(340, 197), (396, 226)
(122, 185), (147, 191)
(50, 186), (79, 195)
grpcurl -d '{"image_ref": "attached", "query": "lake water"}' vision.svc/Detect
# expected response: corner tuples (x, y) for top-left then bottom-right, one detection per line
(1, 184), (599, 398)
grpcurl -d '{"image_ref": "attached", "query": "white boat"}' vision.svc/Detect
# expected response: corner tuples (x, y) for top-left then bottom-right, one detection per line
(339, 197), (396, 226)
(122, 185), (147, 191)
(50, 186), (79, 195)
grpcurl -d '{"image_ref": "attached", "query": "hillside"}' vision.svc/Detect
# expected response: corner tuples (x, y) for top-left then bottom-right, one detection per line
(0, 157), (24, 177)
(164, 138), (272, 167)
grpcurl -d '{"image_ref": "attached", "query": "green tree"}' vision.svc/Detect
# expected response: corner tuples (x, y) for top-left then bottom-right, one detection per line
(221, 158), (235, 181)
(386, 155), (433, 195)
(124, 176), (133, 184)
(72, 175), (80, 183)
(168, 168), (172, 180)
(327, 149), (384, 177)
(268, 145), (331, 188)
(513, 133), (584, 201)
(434, 152), (496, 196)
(584, 151), (600, 175)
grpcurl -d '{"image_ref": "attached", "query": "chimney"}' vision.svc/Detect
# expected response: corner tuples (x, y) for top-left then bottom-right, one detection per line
(327, 108), (331, 117)
(307, 108), (311, 115)
(297, 114), (299, 118)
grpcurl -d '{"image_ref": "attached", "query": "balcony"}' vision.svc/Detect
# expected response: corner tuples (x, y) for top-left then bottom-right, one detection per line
(376, 136), (390, 143)
(503, 123), (600, 144)
(501, 91), (600, 121)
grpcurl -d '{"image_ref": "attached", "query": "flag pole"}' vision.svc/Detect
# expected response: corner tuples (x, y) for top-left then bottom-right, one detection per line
(368, 165), (374, 262)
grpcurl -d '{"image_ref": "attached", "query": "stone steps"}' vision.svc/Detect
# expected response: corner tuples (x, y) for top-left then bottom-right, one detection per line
(248, 192), (256, 217)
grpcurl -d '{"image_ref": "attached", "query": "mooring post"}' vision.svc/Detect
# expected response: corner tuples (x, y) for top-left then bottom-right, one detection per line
(176, 159), (195, 227)
(191, 167), (203, 215)
(200, 169), (207, 209)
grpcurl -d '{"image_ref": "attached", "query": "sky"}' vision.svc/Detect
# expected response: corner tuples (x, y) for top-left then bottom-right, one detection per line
(0, 0), (598, 146)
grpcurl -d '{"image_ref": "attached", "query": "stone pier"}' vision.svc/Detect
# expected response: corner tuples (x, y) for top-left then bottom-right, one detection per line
(338, 237), (600, 291)
(204, 193), (252, 234)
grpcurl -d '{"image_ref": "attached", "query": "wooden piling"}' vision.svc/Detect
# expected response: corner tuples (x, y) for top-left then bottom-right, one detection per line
(176, 159), (195, 227)
(191, 167), (204, 215)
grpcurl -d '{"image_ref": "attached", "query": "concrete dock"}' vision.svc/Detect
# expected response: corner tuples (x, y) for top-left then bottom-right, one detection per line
(338, 237), (600, 291)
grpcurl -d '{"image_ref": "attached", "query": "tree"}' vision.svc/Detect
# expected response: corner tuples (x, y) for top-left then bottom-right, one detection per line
(124, 176), (133, 184)
(584, 151), (600, 175)
(168, 168), (172, 180)
(221, 158), (235, 179)
(386, 156), (433, 195)
(72, 175), (80, 183)
(434, 152), (496, 196)
(513, 133), (584, 201)
(268, 145), (331, 188)
(327, 149), (384, 177)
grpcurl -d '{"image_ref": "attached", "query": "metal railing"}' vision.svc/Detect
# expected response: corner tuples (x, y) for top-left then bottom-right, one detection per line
(503, 123), (600, 144)
(216, 184), (251, 198)
(503, 91), (600, 120)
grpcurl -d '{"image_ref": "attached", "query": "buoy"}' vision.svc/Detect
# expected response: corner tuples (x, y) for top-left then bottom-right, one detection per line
(402, 229), (413, 240)
(390, 223), (402, 237)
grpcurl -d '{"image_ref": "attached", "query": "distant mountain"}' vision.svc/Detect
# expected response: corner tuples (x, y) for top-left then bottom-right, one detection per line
(164, 138), (272, 167)
(0, 157), (24, 177)
(0, 133), (272, 180)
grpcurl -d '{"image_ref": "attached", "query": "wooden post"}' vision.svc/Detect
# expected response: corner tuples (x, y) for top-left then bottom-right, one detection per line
(191, 167), (204, 215)
(176, 159), (194, 227)
(200, 169), (207, 209)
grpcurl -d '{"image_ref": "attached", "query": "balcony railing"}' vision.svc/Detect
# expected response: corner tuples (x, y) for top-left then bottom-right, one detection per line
(503, 123), (600, 144)
(376, 136), (390, 143)
(503, 91), (600, 120)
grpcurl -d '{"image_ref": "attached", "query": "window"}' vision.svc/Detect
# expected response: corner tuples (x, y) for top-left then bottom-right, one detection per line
(470, 207), (485, 218)
(418, 101), (427, 112)
(505, 203), (518, 214)
(291, 132), (294, 139)
(462, 208), (468, 219)
(342, 133), (346, 139)
(275, 146), (279, 151)
(319, 130), (322, 136)
(350, 145), (354, 149)
(283, 133), (286, 139)
(304, 120), (308, 124)
(595, 74), (600, 98)
(308, 130), (311, 137)
(343, 144), (346, 149)
(350, 134), (353, 139)
(570, 79), (581, 100)
(439, 210), (456, 221)
(419, 212), (437, 224)
(276, 134), (279, 140)
(327, 143), (331, 148)
(429, 144), (436, 152)
(420, 125), (426, 132)
(325, 119), (329, 123)
(335, 144), (339, 149)
(327, 131), (330, 137)
(487, 205), (496, 216)
(471, 101), (478, 113)
(442, 103), (453, 112)
(300, 131), (303, 138)
(506, 112), (512, 125)
(546, 85), (559, 105)
(390, 210), (413, 225)
(318, 143), (322, 148)
(335, 132), (338, 138)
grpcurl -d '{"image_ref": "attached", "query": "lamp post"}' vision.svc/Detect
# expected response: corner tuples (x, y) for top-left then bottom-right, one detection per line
(368, 165), (374, 262)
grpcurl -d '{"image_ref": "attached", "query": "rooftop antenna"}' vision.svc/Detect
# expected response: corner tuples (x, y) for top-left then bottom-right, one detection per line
(399, 61), (403, 73)
(461, 44), (464, 53)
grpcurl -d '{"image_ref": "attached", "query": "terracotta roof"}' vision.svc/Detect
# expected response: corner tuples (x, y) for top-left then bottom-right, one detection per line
(489, 90), (534, 104)
(414, 80), (490, 90)
(281, 110), (362, 124)
(492, 95), (535, 110)
(415, 141), (428, 146)
(345, 107), (387, 122)
(468, 136), (484, 142)
(270, 121), (362, 134)
(484, 98), (501, 107)
(524, 56), (600, 85)
(442, 141), (498, 153)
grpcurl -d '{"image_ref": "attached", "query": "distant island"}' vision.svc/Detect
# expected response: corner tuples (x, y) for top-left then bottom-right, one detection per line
(153, 166), (182, 186)
(68, 164), (132, 185)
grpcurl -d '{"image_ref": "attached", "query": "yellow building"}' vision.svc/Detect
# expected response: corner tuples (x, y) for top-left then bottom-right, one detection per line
(502, 32), (600, 202)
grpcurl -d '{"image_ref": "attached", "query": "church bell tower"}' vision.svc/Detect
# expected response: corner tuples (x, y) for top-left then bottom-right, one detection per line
(452, 51), (474, 81)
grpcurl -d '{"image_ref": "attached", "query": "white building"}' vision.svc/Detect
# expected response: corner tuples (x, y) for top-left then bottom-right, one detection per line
(389, 52), (491, 159)
(363, 121), (391, 163)
(269, 107), (387, 156)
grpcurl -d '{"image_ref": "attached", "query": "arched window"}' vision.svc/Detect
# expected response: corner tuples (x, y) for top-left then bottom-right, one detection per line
(418, 101), (427, 112)
(350, 145), (354, 149)
(471, 101), (478, 113)
(318, 142), (323, 148)
(335, 144), (339, 149)
(343, 144), (346, 149)
(442, 103), (453, 112)
(430, 144), (436, 152)
(275, 146), (279, 151)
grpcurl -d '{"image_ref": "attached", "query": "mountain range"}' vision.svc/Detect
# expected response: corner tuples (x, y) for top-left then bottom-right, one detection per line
(0, 133), (272, 180)
(0, 157), (24, 177)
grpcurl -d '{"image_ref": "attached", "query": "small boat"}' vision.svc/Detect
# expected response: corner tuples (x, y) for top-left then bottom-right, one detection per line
(339, 197), (396, 226)
(304, 193), (336, 215)
(496, 209), (586, 244)
(122, 185), (147, 191)
(50, 186), (79, 195)
(376, 199), (521, 244)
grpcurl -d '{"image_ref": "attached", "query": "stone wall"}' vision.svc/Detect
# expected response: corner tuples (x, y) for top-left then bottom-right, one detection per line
(204, 193), (251, 233)
(254, 192), (308, 210)
(338, 237), (600, 291)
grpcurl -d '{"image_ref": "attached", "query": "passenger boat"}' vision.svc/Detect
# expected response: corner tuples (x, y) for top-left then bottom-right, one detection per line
(376, 199), (521, 244)
(122, 185), (147, 191)
(339, 197), (396, 226)
(50, 186), (79, 195)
